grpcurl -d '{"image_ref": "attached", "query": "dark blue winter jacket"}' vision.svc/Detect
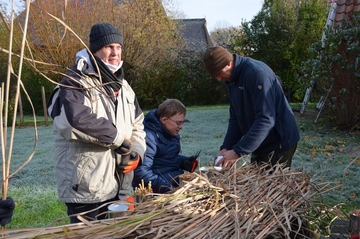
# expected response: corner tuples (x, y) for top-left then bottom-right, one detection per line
(132, 109), (188, 193)
(221, 54), (300, 156)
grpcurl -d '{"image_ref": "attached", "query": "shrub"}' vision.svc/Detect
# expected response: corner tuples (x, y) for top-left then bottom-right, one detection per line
(298, 13), (360, 130)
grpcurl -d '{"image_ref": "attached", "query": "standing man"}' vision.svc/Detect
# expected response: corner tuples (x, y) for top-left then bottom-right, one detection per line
(132, 99), (199, 193)
(47, 22), (146, 223)
(202, 46), (300, 169)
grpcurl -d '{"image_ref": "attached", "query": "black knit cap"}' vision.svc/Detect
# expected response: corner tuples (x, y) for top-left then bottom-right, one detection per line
(89, 22), (124, 53)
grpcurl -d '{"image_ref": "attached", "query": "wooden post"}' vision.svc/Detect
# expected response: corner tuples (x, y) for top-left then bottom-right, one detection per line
(18, 93), (23, 126)
(41, 86), (49, 126)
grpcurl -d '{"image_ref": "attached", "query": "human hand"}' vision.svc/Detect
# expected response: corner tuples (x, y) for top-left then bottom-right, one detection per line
(117, 151), (140, 174)
(183, 155), (198, 173)
(221, 150), (240, 168)
(216, 148), (227, 157)
(0, 197), (15, 227)
(115, 138), (133, 155)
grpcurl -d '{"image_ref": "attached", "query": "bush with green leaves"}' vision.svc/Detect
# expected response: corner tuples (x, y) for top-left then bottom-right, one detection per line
(235, 0), (327, 102)
(298, 13), (360, 130)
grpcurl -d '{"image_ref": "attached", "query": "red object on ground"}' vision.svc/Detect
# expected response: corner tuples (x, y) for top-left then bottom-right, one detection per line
(350, 234), (359, 239)
(125, 196), (134, 210)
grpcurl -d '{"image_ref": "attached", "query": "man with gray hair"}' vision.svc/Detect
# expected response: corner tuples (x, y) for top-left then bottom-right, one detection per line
(48, 22), (146, 223)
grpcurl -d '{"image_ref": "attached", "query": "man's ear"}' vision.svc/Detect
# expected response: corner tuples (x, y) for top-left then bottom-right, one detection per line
(160, 117), (167, 124)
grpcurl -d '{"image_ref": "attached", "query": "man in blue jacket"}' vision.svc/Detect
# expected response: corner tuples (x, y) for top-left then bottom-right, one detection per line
(202, 46), (300, 169)
(132, 99), (198, 193)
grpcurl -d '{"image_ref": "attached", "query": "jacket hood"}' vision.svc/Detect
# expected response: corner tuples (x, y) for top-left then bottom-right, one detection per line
(75, 48), (124, 75)
(75, 48), (94, 69)
(144, 109), (179, 140)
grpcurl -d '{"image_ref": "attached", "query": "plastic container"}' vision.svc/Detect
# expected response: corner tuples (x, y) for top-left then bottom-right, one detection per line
(214, 156), (223, 167)
(107, 203), (129, 218)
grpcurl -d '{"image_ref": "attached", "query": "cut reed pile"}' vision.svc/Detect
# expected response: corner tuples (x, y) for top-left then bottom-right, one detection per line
(1, 162), (332, 239)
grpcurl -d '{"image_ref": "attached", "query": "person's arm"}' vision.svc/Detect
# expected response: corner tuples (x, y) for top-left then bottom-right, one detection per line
(48, 74), (123, 147)
(217, 91), (243, 165)
(133, 132), (171, 193)
(232, 70), (276, 155)
(177, 154), (188, 166)
(221, 100), (243, 151)
(220, 70), (276, 168)
(128, 96), (146, 161)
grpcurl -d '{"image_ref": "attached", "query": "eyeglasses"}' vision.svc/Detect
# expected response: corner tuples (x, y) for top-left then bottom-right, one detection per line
(167, 117), (185, 126)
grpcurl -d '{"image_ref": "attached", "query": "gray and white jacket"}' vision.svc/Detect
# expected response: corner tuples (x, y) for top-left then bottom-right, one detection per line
(47, 49), (146, 203)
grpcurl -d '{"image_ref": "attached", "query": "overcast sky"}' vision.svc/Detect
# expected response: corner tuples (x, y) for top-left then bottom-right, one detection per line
(175, 0), (263, 31)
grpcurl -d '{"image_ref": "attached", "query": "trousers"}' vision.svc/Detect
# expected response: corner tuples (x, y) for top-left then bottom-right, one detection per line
(66, 195), (118, 223)
(250, 143), (298, 168)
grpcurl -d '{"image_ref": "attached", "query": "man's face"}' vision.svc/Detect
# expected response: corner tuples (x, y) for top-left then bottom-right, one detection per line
(161, 113), (186, 136)
(94, 43), (122, 66)
(215, 62), (232, 82)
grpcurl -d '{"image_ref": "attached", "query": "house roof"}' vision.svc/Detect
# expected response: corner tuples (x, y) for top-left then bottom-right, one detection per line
(177, 18), (213, 52)
(332, 0), (360, 25)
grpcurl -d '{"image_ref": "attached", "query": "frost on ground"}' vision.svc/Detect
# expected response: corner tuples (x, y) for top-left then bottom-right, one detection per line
(181, 108), (360, 209)
(5, 108), (360, 228)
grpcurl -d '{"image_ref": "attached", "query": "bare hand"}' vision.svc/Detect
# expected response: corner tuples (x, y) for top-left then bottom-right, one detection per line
(218, 150), (240, 168)
(216, 148), (227, 157)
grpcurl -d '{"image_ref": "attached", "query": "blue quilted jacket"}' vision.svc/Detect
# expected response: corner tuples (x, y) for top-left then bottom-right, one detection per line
(132, 110), (188, 193)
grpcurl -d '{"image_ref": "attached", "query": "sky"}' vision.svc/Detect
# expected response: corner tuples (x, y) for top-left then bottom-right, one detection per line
(0, 0), (263, 32)
(175, 0), (263, 32)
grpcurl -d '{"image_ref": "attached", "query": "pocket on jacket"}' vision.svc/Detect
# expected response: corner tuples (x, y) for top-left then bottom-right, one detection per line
(70, 149), (116, 197)
(125, 96), (136, 124)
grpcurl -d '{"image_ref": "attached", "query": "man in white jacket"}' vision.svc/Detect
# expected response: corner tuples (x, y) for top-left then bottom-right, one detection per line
(47, 22), (146, 223)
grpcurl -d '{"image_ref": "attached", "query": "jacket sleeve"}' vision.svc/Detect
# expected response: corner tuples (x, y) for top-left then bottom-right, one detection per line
(129, 95), (146, 161)
(232, 70), (276, 156)
(48, 75), (122, 147)
(178, 155), (190, 170)
(133, 131), (171, 193)
(221, 103), (243, 151)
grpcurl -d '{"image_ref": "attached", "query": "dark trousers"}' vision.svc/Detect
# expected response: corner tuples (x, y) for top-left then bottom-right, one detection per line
(66, 196), (118, 223)
(250, 143), (297, 168)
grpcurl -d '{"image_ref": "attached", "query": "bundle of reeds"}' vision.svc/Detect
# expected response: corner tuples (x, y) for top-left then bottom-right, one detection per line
(1, 162), (330, 239)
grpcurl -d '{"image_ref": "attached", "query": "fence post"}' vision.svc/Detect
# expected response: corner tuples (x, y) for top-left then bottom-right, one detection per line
(41, 86), (49, 126)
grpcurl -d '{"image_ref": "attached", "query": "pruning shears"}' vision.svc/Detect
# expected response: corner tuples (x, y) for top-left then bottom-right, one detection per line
(191, 150), (201, 172)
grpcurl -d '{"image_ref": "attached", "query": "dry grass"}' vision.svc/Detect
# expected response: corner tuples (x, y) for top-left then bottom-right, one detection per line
(1, 161), (333, 239)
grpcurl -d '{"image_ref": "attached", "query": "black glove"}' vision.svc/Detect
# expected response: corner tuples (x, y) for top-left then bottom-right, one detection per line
(115, 138), (133, 155)
(0, 197), (15, 227)
(183, 156), (198, 173)
(117, 151), (141, 174)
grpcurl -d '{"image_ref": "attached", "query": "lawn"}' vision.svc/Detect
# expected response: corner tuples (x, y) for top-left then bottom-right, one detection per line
(3, 105), (360, 230)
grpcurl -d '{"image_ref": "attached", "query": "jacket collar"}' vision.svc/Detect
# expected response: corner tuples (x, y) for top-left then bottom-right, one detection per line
(227, 54), (244, 85)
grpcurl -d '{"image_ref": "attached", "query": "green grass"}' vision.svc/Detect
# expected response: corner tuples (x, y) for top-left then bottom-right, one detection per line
(5, 125), (68, 228)
(3, 104), (360, 229)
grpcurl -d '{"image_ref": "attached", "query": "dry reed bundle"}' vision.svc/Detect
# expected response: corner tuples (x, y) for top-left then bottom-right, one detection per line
(1, 163), (329, 239)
